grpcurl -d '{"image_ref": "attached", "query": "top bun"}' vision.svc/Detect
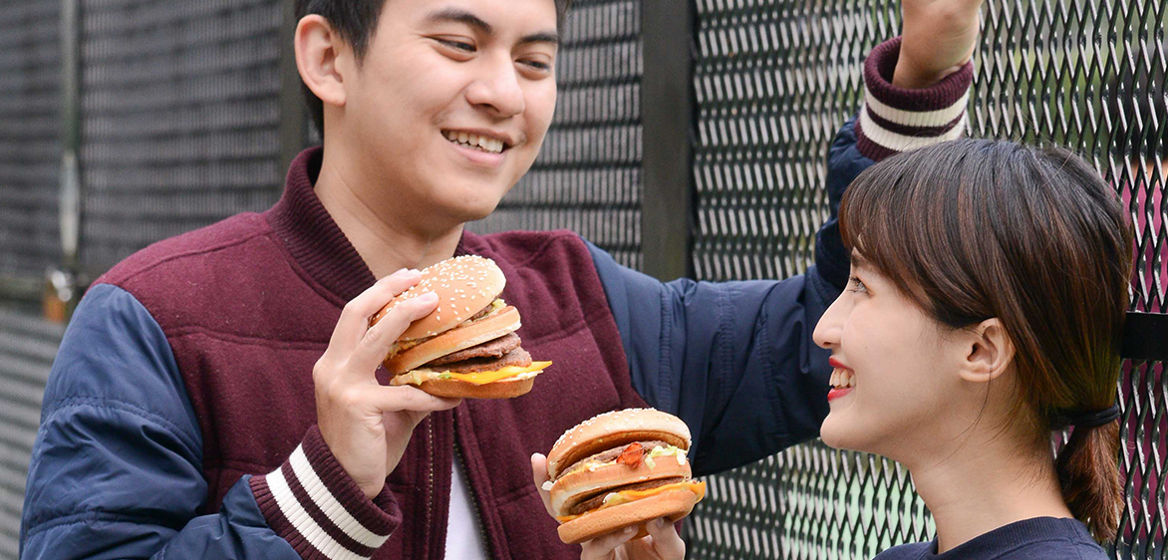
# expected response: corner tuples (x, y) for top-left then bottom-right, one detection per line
(372, 255), (506, 341)
(547, 408), (692, 479)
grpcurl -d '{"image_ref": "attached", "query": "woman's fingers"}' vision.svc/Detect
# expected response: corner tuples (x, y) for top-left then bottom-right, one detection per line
(580, 526), (637, 560)
(643, 518), (686, 559)
(530, 453), (556, 517)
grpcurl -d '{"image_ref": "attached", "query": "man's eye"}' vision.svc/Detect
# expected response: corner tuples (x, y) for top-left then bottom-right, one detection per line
(437, 38), (475, 52)
(520, 59), (552, 72)
(847, 275), (868, 294)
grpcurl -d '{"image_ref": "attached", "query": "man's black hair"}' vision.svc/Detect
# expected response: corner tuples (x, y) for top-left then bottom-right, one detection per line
(295, 0), (572, 137)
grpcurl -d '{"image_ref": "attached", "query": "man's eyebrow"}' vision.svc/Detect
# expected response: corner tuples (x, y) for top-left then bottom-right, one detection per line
(520, 31), (560, 46)
(425, 8), (559, 46)
(426, 8), (493, 34)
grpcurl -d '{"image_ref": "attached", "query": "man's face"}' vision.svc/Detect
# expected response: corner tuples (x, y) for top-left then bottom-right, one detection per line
(337, 0), (559, 229)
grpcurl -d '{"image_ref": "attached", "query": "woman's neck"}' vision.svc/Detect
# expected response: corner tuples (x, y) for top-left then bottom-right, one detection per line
(904, 434), (1073, 553)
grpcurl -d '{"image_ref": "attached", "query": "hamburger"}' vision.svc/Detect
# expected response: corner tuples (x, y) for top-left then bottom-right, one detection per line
(543, 408), (706, 544)
(371, 255), (550, 399)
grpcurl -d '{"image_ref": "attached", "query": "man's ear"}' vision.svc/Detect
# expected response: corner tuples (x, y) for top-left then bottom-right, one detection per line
(294, 14), (348, 109)
(957, 318), (1015, 384)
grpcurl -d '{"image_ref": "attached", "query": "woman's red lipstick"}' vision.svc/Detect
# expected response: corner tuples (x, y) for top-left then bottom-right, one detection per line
(827, 357), (853, 402)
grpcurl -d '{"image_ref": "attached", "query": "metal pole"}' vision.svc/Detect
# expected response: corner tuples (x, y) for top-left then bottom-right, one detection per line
(49, 0), (83, 320)
(279, 0), (308, 171)
(640, 0), (695, 281)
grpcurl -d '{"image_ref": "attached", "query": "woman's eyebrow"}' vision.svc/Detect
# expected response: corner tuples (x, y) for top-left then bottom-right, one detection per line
(849, 251), (868, 269)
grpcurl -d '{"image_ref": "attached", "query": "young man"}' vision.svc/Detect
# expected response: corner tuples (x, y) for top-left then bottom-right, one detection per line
(20, 0), (979, 558)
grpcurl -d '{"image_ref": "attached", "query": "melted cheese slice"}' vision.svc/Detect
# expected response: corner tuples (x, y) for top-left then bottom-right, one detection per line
(555, 480), (706, 523)
(395, 361), (553, 386)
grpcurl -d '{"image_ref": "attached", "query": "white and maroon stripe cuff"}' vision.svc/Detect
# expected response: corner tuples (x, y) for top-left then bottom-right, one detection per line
(856, 36), (974, 161)
(251, 426), (398, 559)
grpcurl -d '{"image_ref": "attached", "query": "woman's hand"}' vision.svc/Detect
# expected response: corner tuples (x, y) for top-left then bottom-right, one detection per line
(895, 0), (986, 88)
(315, 269), (462, 498)
(531, 453), (686, 560)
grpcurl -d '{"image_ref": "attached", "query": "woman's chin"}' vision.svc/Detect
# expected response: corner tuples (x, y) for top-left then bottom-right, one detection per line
(819, 414), (866, 452)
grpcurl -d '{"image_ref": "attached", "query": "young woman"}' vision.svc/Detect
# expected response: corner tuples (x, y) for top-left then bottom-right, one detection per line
(813, 139), (1132, 558)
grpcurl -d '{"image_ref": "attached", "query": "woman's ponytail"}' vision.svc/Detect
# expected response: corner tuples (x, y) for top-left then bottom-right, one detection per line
(1055, 419), (1123, 542)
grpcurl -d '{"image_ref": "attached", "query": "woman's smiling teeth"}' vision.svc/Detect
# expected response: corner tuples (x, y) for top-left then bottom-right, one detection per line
(830, 368), (855, 389)
(444, 130), (505, 154)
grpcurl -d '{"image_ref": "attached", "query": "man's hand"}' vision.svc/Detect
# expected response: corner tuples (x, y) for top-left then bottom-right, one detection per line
(895, 0), (985, 88)
(316, 269), (462, 499)
(531, 454), (686, 560)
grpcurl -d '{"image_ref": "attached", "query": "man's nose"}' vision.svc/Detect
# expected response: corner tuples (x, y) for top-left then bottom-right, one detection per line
(466, 58), (526, 118)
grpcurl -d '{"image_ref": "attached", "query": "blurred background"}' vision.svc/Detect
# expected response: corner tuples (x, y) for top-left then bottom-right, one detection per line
(0, 0), (1164, 558)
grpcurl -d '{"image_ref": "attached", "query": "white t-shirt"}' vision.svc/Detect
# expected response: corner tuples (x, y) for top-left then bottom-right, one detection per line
(445, 455), (490, 559)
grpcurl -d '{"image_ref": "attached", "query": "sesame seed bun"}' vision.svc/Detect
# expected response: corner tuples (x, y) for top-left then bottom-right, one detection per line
(413, 374), (537, 399)
(547, 409), (691, 479)
(555, 488), (700, 545)
(383, 306), (521, 374)
(371, 255), (506, 341)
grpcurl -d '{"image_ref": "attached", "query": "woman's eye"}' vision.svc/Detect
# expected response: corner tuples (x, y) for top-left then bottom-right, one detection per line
(847, 275), (868, 294)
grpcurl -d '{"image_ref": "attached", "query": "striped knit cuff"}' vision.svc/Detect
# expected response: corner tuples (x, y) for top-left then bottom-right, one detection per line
(250, 426), (399, 559)
(856, 36), (974, 161)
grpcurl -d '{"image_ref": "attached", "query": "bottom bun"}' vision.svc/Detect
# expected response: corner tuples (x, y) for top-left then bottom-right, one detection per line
(556, 488), (699, 544)
(415, 376), (536, 399)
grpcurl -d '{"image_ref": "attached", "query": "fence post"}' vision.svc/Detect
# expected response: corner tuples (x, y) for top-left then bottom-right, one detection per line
(49, 0), (84, 320)
(640, 0), (695, 280)
(279, 0), (308, 173)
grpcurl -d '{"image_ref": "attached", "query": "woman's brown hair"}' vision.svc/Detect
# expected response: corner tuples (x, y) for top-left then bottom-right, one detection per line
(838, 138), (1133, 541)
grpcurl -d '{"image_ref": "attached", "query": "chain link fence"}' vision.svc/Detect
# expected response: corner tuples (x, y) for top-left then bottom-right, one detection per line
(0, 0), (1164, 559)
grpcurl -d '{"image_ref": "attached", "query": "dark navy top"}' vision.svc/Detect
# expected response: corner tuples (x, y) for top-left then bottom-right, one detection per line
(873, 517), (1107, 560)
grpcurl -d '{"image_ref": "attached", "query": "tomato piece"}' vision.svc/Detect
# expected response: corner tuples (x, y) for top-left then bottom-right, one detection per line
(616, 442), (644, 468)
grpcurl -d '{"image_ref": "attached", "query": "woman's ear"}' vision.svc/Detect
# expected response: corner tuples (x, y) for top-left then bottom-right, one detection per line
(294, 14), (348, 109)
(958, 318), (1015, 384)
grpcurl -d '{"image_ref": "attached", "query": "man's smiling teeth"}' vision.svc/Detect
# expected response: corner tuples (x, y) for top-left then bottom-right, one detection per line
(444, 130), (505, 154)
(830, 368), (855, 389)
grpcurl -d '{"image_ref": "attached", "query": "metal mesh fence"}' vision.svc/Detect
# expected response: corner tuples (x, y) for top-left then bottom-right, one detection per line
(469, 0), (644, 270)
(0, 1), (61, 282)
(0, 311), (62, 559)
(79, 0), (287, 275)
(0, 0), (1164, 558)
(685, 1), (1167, 558)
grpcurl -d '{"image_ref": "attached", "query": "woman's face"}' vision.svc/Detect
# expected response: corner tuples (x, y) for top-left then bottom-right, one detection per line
(812, 254), (983, 462)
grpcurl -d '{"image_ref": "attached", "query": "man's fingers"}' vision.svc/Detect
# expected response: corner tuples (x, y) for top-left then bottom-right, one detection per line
(349, 291), (438, 371)
(530, 453), (555, 517)
(368, 385), (461, 413)
(329, 269), (422, 353)
(581, 526), (637, 560)
(644, 517), (686, 559)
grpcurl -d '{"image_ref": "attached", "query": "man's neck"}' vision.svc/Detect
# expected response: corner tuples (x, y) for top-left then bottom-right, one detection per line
(904, 434), (1073, 553)
(313, 154), (464, 278)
